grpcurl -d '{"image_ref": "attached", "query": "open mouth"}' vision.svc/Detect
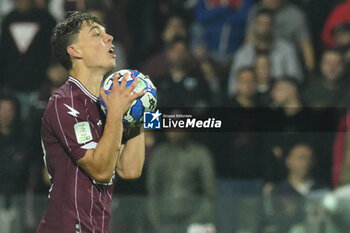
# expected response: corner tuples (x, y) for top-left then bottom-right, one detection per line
(108, 47), (116, 57)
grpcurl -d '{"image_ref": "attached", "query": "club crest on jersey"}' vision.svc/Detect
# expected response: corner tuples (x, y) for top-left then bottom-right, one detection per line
(97, 120), (102, 126)
(74, 122), (93, 144)
(64, 104), (80, 117)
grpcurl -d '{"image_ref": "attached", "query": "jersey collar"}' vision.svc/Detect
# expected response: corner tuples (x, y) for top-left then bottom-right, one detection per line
(68, 76), (99, 102)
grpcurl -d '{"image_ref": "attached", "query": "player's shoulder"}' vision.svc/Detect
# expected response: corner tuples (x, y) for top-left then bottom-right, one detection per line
(43, 80), (87, 119)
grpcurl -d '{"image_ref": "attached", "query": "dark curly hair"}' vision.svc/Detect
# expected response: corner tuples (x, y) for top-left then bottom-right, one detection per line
(50, 11), (105, 71)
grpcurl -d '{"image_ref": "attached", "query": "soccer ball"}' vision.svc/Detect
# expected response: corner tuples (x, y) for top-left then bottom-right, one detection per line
(100, 69), (157, 126)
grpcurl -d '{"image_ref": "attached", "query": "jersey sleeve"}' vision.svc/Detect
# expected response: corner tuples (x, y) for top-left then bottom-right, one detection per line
(44, 96), (98, 161)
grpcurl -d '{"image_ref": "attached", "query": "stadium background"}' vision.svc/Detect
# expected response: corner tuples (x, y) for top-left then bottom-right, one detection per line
(1, 0), (350, 232)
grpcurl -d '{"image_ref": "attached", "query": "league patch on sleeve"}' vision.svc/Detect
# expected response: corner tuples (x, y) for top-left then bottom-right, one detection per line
(74, 121), (93, 144)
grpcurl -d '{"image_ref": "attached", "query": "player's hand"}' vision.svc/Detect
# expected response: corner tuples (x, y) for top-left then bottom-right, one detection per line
(100, 73), (146, 120)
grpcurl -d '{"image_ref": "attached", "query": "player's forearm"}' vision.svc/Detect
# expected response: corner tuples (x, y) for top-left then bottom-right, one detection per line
(116, 126), (145, 179)
(88, 114), (124, 182)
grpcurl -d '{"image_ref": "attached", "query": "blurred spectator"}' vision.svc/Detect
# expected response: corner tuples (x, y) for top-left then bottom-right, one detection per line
(151, 0), (194, 45)
(333, 22), (350, 49)
(216, 68), (263, 232)
(112, 131), (157, 233)
(227, 67), (259, 108)
(33, 0), (64, 21)
(143, 15), (221, 105)
(322, 0), (350, 48)
(197, 53), (222, 106)
(270, 78), (305, 127)
(0, 95), (27, 201)
(0, 0), (64, 26)
(26, 62), (68, 195)
(228, 8), (303, 95)
(222, 67), (263, 179)
(266, 78), (336, 185)
(63, 0), (112, 13)
(190, 0), (255, 67)
(115, 131), (157, 195)
(17, 63), (66, 231)
(122, 0), (159, 66)
(159, 15), (188, 50)
(254, 54), (273, 106)
(277, 143), (325, 194)
(34, 0), (52, 9)
(0, 0), (56, 120)
(22, 62), (67, 231)
(263, 79), (314, 183)
(303, 49), (347, 107)
(121, 0), (194, 67)
(156, 38), (212, 107)
(46, 0), (64, 21)
(142, 16), (188, 81)
(246, 0), (315, 73)
(155, 0), (194, 20)
(0, 0), (65, 22)
(290, 0), (340, 62)
(147, 131), (216, 233)
(0, 0), (13, 28)
(263, 143), (328, 233)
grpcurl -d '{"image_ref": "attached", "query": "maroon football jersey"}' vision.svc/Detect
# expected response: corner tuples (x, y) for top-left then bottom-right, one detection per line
(37, 77), (115, 233)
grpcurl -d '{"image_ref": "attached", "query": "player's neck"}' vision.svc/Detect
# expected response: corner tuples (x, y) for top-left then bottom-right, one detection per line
(69, 66), (105, 97)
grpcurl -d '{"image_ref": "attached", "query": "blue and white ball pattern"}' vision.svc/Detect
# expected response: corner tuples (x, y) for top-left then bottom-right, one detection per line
(100, 69), (157, 126)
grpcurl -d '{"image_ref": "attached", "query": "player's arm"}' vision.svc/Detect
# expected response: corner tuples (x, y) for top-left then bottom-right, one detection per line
(115, 125), (145, 179)
(77, 74), (145, 183)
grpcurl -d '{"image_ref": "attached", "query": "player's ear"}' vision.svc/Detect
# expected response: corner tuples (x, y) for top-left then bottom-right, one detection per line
(67, 45), (82, 59)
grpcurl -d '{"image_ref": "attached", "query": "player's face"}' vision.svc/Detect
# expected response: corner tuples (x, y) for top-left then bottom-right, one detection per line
(74, 21), (116, 71)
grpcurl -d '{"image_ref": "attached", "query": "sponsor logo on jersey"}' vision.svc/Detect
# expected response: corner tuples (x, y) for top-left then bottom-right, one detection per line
(64, 104), (80, 117)
(74, 122), (93, 144)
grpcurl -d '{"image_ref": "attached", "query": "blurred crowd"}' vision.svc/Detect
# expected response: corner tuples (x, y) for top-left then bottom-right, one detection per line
(1, 0), (350, 232)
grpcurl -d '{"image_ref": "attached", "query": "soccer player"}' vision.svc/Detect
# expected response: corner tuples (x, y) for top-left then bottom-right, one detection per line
(36, 12), (146, 233)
